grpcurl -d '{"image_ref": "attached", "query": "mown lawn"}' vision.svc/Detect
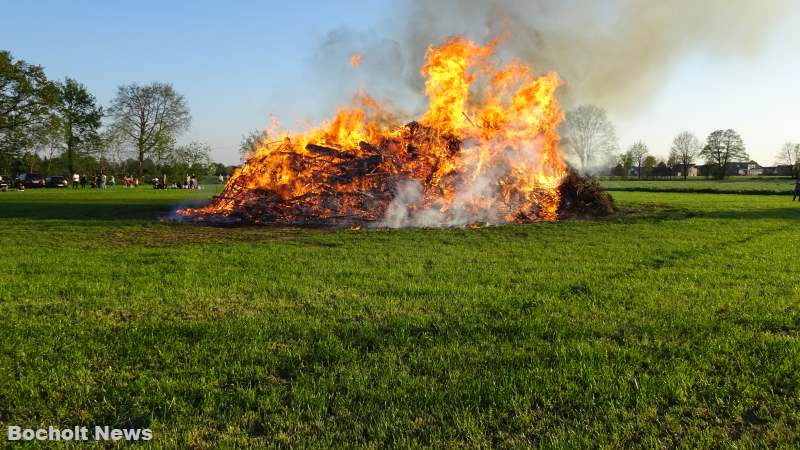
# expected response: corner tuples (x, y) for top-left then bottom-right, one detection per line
(1, 187), (799, 448)
(602, 176), (797, 195)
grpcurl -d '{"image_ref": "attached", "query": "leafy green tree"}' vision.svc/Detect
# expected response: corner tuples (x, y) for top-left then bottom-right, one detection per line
(171, 141), (211, 176)
(55, 78), (103, 175)
(0, 51), (60, 171)
(642, 155), (657, 178)
(615, 152), (634, 179)
(700, 129), (747, 179)
(207, 162), (232, 180)
(108, 82), (191, 177)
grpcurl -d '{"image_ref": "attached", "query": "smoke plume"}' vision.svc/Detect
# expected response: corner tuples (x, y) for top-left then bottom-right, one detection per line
(313, 0), (792, 117)
(399, 0), (792, 111)
(307, 0), (793, 227)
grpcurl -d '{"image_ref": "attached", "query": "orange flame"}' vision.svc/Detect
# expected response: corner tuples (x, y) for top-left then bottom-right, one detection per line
(350, 53), (363, 68)
(180, 37), (566, 226)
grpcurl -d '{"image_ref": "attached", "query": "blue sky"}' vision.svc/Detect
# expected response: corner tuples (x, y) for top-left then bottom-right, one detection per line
(3, 1), (799, 165)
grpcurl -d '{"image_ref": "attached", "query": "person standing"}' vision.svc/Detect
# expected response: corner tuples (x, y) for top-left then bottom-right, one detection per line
(80, 174), (87, 189)
(72, 173), (79, 189)
(793, 177), (800, 201)
(109, 175), (116, 188)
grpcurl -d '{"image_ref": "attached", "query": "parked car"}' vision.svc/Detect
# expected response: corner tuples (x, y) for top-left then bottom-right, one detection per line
(15, 172), (46, 188)
(45, 176), (69, 188)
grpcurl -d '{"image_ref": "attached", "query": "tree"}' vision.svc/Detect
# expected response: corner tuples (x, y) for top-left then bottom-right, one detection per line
(654, 161), (671, 178)
(55, 78), (103, 175)
(171, 141), (211, 175)
(669, 131), (701, 180)
(700, 129), (748, 179)
(562, 105), (619, 173)
(642, 155), (657, 178)
(0, 51), (60, 169)
(31, 123), (64, 175)
(107, 82), (191, 177)
(775, 142), (800, 178)
(240, 129), (268, 161)
(617, 152), (633, 179)
(208, 162), (229, 178)
(627, 141), (649, 179)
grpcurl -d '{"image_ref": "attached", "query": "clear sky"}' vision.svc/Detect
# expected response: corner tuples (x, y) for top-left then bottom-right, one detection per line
(3, 1), (799, 165)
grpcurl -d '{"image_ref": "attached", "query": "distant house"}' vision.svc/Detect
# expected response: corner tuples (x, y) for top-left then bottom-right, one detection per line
(762, 165), (795, 176)
(653, 162), (671, 178)
(728, 162), (749, 176)
(746, 161), (763, 176)
(695, 162), (762, 177)
(721, 161), (759, 177)
(672, 164), (699, 177)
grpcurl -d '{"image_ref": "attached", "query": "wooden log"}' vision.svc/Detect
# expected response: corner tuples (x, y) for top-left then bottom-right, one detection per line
(305, 143), (357, 160)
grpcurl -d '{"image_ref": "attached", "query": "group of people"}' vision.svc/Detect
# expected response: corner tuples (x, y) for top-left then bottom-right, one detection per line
(67, 173), (209, 189)
(121, 176), (140, 188)
(151, 174), (202, 190)
(71, 173), (115, 189)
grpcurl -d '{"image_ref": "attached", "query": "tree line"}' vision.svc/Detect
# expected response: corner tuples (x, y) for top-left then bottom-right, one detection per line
(562, 104), (800, 179)
(0, 51), (231, 180)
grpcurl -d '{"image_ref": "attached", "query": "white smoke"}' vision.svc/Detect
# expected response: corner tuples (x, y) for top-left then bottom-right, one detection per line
(315, 0), (793, 114)
(379, 139), (546, 228)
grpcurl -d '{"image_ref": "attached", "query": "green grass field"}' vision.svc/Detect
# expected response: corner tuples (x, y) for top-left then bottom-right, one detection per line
(1, 185), (799, 448)
(602, 176), (797, 195)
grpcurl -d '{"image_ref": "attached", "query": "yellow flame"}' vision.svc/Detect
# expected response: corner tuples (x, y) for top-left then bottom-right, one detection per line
(180, 36), (567, 224)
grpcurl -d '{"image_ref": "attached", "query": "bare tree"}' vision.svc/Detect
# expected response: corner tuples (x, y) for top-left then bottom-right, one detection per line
(562, 105), (619, 173)
(101, 125), (130, 170)
(240, 129), (269, 162)
(776, 142), (800, 177)
(172, 141), (211, 173)
(107, 82), (191, 177)
(627, 141), (649, 179)
(700, 129), (747, 179)
(32, 124), (63, 175)
(669, 131), (701, 180)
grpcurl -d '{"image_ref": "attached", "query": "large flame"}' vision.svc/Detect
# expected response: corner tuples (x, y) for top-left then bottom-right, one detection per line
(179, 37), (567, 226)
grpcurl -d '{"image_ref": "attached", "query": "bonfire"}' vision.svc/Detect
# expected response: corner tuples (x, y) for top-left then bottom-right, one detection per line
(178, 37), (614, 227)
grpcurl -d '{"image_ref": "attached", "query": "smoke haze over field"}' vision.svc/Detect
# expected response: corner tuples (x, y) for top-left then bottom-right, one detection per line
(398, 0), (792, 111)
(310, 0), (797, 165)
(315, 0), (791, 112)
(5, 1), (799, 165)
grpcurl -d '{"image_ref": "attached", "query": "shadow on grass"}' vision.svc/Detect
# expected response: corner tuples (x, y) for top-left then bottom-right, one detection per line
(607, 187), (793, 195)
(3, 196), (798, 224)
(0, 201), (205, 221)
(616, 205), (800, 223)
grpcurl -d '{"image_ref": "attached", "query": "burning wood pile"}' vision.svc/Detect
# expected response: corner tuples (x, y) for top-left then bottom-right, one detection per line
(178, 37), (615, 227)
